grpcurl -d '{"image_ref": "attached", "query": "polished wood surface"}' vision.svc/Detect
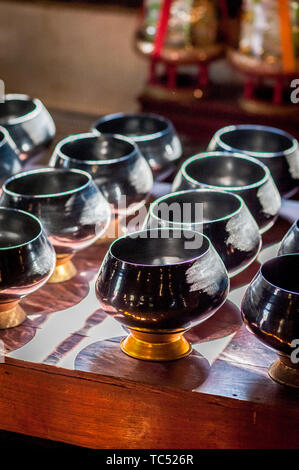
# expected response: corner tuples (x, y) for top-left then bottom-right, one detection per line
(0, 109), (298, 449)
(140, 84), (299, 143)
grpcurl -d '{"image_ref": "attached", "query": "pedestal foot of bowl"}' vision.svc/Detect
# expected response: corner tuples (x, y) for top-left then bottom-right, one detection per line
(0, 302), (27, 329)
(120, 329), (192, 362)
(48, 254), (77, 283)
(269, 355), (299, 388)
(94, 216), (124, 245)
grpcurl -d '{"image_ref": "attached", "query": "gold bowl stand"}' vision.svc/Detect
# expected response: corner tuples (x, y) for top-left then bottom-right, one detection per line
(0, 300), (26, 329)
(120, 329), (192, 362)
(48, 254), (77, 284)
(269, 354), (299, 389)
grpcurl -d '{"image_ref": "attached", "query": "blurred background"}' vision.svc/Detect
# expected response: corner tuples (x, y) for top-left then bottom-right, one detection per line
(0, 1), (298, 136)
(0, 0), (242, 114)
(0, 0), (149, 113)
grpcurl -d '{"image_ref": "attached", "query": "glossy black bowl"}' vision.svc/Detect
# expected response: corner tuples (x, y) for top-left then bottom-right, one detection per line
(241, 254), (299, 387)
(49, 132), (153, 215)
(0, 168), (111, 282)
(0, 207), (55, 328)
(208, 125), (299, 197)
(278, 219), (299, 255)
(0, 126), (21, 183)
(96, 228), (229, 361)
(0, 94), (56, 161)
(92, 113), (182, 180)
(172, 152), (281, 233)
(145, 189), (261, 277)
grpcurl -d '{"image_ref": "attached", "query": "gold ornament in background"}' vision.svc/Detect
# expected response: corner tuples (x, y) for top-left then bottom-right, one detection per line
(190, 0), (218, 47)
(136, 0), (220, 53)
(236, 0), (299, 71)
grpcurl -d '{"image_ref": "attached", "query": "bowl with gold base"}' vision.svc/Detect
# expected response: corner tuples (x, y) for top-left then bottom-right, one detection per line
(241, 254), (299, 388)
(95, 228), (229, 361)
(0, 207), (55, 329)
(0, 168), (111, 283)
(50, 132), (153, 242)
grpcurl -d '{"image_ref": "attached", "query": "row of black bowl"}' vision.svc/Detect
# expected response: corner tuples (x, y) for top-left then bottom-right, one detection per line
(0, 94), (298, 388)
(0, 93), (299, 193)
(1, 94), (295, 283)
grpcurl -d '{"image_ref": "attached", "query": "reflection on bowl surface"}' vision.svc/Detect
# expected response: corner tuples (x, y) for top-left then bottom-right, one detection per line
(172, 152), (281, 233)
(146, 189), (261, 277)
(208, 125), (299, 197)
(278, 219), (299, 255)
(0, 126), (21, 183)
(92, 113), (182, 179)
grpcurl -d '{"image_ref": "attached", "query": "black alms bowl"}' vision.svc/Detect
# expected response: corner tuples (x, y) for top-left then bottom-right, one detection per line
(92, 113), (182, 180)
(172, 152), (281, 233)
(0, 94), (56, 161)
(208, 125), (299, 197)
(241, 254), (299, 387)
(145, 189), (261, 277)
(0, 168), (111, 282)
(49, 132), (153, 215)
(0, 207), (55, 328)
(95, 228), (229, 361)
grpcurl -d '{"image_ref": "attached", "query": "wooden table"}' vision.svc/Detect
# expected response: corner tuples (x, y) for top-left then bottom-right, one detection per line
(0, 109), (298, 449)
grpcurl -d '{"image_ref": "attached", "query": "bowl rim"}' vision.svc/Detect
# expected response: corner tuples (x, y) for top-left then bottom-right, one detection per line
(108, 227), (213, 267)
(2, 167), (93, 199)
(0, 127), (7, 146)
(148, 188), (245, 226)
(53, 132), (139, 165)
(0, 125), (14, 149)
(211, 124), (298, 158)
(181, 151), (271, 191)
(259, 253), (299, 296)
(0, 207), (43, 250)
(92, 112), (174, 142)
(0, 94), (44, 125)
